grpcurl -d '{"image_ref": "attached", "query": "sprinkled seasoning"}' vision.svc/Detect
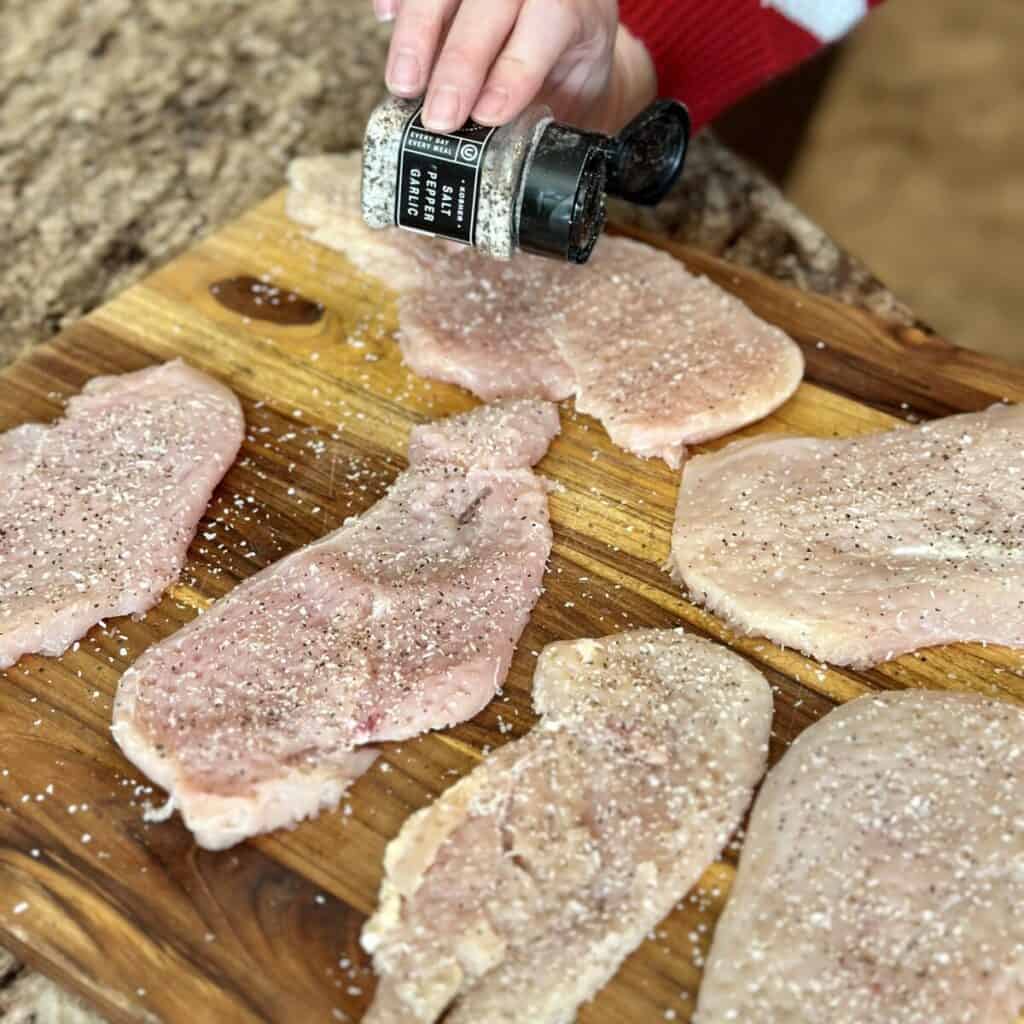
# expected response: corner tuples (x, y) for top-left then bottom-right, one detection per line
(111, 400), (561, 851)
(695, 690), (1024, 1024)
(671, 403), (1024, 666)
(361, 629), (773, 1023)
(0, 360), (243, 669)
(361, 97), (691, 264)
(363, 95), (550, 260)
(292, 153), (803, 455)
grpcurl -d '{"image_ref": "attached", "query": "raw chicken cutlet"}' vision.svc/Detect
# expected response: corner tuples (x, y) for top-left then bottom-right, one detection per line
(285, 155), (803, 464)
(362, 629), (772, 1024)
(671, 403), (1024, 666)
(552, 237), (804, 467)
(287, 154), (575, 402)
(396, 250), (577, 403)
(696, 690), (1024, 1024)
(0, 360), (243, 669)
(112, 400), (560, 850)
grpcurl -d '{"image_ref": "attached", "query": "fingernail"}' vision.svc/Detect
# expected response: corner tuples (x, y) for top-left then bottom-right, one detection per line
(424, 84), (461, 131)
(387, 49), (421, 94)
(473, 86), (508, 123)
(374, 0), (398, 21)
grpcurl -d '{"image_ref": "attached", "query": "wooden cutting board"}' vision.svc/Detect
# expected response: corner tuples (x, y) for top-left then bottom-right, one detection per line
(2, 190), (1023, 1024)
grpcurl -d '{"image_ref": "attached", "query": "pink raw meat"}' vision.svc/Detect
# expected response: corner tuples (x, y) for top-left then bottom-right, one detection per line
(0, 360), (243, 668)
(671, 404), (1024, 667)
(362, 629), (772, 1024)
(287, 154), (575, 402)
(285, 155), (803, 465)
(112, 399), (560, 850)
(396, 249), (577, 402)
(286, 152), (427, 292)
(552, 238), (804, 467)
(696, 690), (1024, 1024)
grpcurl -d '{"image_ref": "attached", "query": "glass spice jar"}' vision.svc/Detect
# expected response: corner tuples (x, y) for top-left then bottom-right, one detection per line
(362, 97), (690, 265)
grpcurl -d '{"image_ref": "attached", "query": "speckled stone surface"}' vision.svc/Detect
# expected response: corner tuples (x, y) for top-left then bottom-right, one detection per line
(0, 0), (910, 371)
(0, 0), (389, 367)
(0, 967), (105, 1024)
(0, 948), (18, 982)
(0, 2), (910, 1019)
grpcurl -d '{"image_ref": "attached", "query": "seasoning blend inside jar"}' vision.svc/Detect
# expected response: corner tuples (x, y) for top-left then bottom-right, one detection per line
(362, 98), (690, 265)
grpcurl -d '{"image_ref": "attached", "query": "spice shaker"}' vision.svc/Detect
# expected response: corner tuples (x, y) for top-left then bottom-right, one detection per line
(362, 97), (690, 264)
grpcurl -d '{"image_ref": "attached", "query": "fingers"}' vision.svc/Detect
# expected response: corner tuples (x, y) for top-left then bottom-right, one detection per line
(373, 0), (400, 21)
(421, 0), (522, 131)
(383, 0), (590, 132)
(385, 0), (458, 99)
(471, 0), (581, 126)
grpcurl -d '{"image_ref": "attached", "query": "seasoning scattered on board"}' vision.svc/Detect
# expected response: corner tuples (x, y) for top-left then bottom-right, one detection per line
(362, 629), (772, 1024)
(695, 690), (1024, 1024)
(0, 360), (243, 669)
(671, 404), (1024, 666)
(285, 154), (803, 467)
(112, 399), (560, 850)
(287, 154), (576, 403)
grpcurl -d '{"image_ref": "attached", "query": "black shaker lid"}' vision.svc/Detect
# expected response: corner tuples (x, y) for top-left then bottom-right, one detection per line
(605, 99), (691, 206)
(518, 122), (608, 265)
(517, 99), (690, 264)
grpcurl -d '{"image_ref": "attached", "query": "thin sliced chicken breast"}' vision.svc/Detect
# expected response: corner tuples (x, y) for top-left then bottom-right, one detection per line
(285, 155), (803, 466)
(362, 629), (772, 1024)
(286, 152), (427, 292)
(0, 360), (243, 668)
(287, 154), (576, 403)
(553, 238), (804, 467)
(112, 400), (559, 850)
(696, 690), (1024, 1024)
(671, 403), (1024, 666)
(396, 250), (578, 403)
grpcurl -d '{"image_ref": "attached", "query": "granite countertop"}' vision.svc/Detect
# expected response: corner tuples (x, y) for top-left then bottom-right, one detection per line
(0, 0), (911, 370)
(0, 1), (909, 1018)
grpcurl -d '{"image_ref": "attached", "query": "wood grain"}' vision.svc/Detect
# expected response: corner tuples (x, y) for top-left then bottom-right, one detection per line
(2, 191), (1023, 1023)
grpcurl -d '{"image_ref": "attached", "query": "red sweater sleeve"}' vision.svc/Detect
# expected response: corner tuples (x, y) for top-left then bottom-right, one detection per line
(620, 0), (885, 129)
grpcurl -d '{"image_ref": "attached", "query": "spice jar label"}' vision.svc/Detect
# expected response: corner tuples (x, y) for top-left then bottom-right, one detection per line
(396, 107), (498, 245)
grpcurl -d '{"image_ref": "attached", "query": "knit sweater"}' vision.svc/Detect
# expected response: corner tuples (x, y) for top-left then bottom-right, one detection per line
(620, 0), (885, 128)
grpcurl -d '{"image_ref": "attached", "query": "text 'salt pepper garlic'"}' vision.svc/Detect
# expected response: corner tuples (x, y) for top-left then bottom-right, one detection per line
(362, 97), (692, 265)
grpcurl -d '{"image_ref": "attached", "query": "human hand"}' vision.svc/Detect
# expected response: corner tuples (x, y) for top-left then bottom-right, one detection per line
(371, 0), (656, 135)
